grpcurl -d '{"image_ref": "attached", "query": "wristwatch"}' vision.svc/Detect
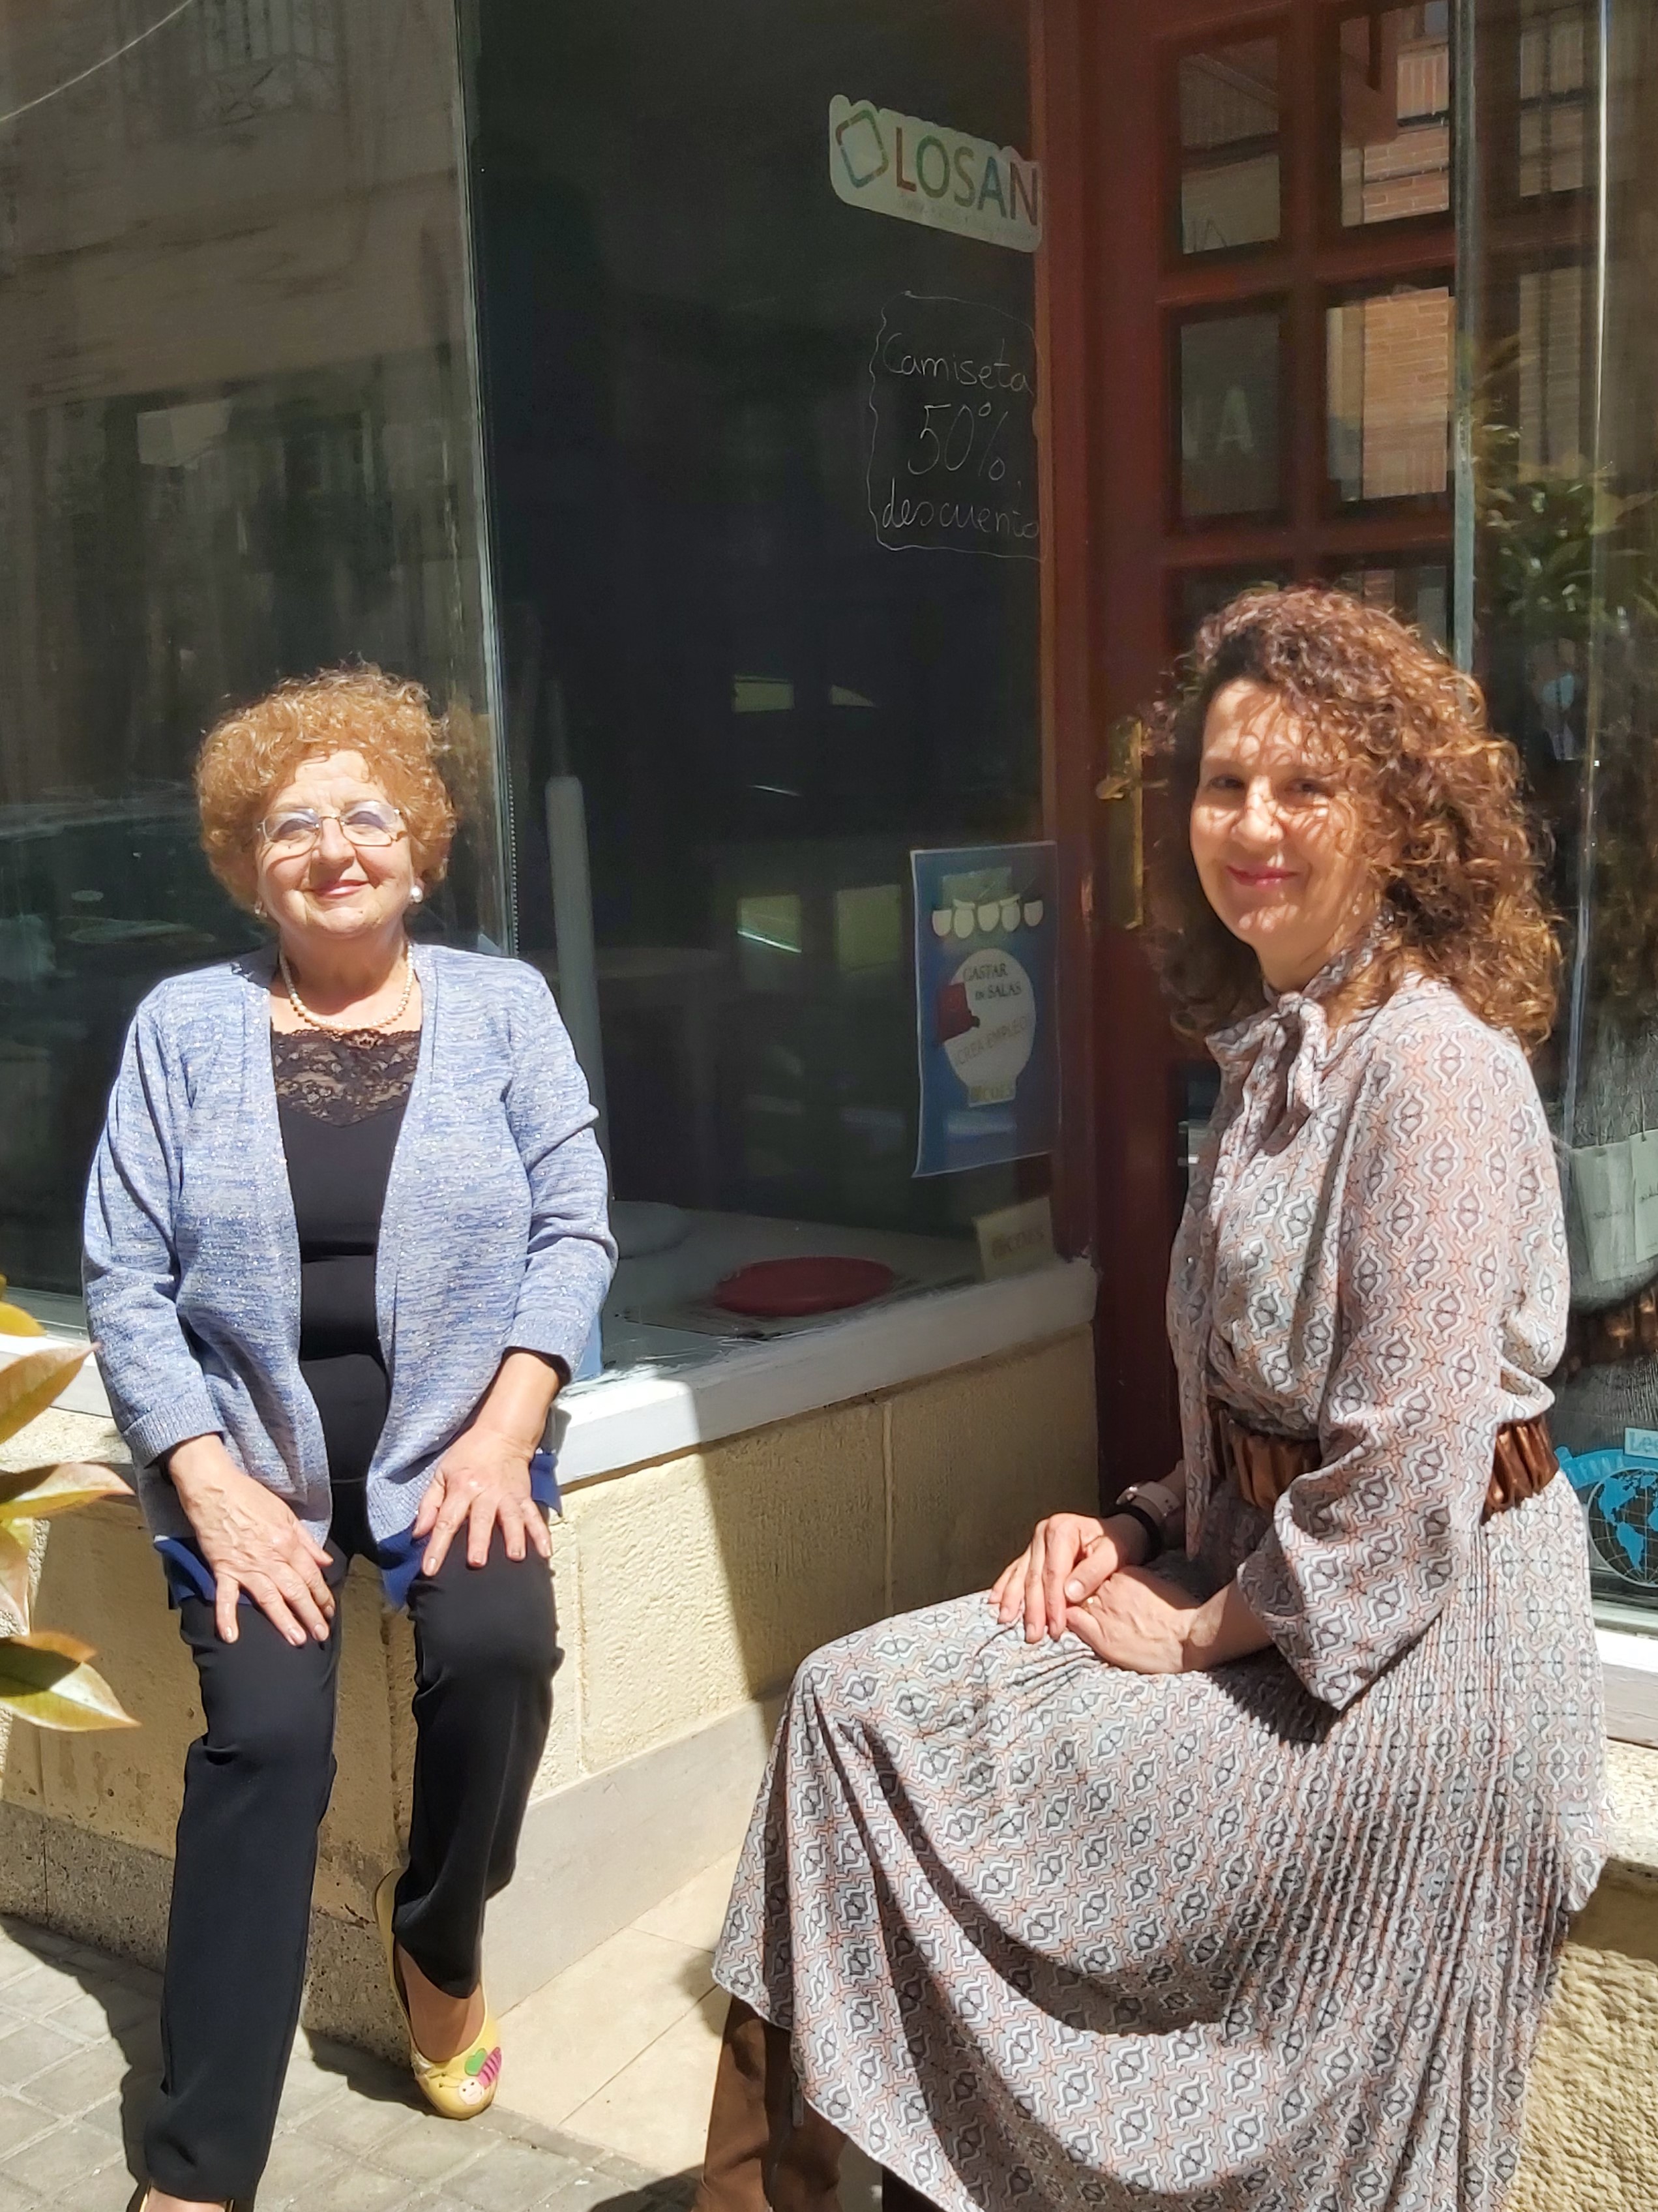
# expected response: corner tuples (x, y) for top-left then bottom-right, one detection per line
(1111, 1479), (1184, 1562)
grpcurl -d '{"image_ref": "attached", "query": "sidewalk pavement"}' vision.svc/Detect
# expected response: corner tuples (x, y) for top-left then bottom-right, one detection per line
(0, 1913), (695, 2212)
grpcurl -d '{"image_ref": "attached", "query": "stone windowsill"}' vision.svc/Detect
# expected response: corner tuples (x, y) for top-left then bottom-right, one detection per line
(0, 1257), (1101, 1488)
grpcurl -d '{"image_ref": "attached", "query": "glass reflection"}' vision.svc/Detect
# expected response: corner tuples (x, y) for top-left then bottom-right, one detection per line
(0, 0), (504, 1294)
(1338, 4), (1453, 227)
(1470, 0), (1658, 1613)
(1325, 285), (1454, 503)
(1177, 40), (1281, 256)
(1178, 310), (1282, 519)
(470, 0), (1046, 1327)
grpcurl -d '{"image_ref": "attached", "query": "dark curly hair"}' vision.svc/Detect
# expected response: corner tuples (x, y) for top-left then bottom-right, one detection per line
(1144, 585), (1560, 1047)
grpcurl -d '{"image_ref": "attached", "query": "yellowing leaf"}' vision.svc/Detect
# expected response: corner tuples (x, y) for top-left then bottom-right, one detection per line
(0, 1305), (43, 1338)
(0, 1346), (89, 1448)
(0, 1463), (131, 1521)
(0, 1525), (31, 1628)
(0, 1631), (136, 1731)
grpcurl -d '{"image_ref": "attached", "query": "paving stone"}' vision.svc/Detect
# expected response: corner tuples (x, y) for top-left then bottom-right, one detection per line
(303, 2158), (421, 2209)
(530, 2170), (648, 2212)
(80, 1977), (155, 2036)
(0, 2018), (91, 2093)
(2, 2116), (124, 2200)
(23, 2034), (136, 2117)
(310, 2080), (423, 2152)
(278, 2050), (359, 2119)
(78, 2089), (132, 2142)
(366, 2105), (494, 2183)
(8, 1966), (89, 2021)
(0, 1923), (690, 2212)
(0, 2091), (55, 2159)
(451, 2136), (591, 2212)
(252, 2125), (350, 2203)
(45, 1986), (143, 2044)
(71, 2153), (143, 2212)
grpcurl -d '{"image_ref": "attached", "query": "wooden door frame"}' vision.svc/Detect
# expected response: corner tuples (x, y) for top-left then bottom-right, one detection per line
(1033, 0), (1458, 1496)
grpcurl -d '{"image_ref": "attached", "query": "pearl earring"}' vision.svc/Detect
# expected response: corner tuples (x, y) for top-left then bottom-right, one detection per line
(409, 885), (424, 905)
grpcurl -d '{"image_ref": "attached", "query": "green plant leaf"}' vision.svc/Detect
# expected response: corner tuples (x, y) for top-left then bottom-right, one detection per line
(0, 1463), (131, 1521)
(0, 1346), (89, 1448)
(0, 1525), (31, 1627)
(0, 1632), (136, 1731)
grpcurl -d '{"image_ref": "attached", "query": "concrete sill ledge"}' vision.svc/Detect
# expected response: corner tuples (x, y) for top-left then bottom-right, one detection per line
(3, 1258), (1101, 1488)
(552, 1257), (1099, 1484)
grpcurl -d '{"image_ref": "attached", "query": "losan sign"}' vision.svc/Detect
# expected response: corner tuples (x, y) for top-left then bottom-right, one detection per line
(827, 96), (1042, 254)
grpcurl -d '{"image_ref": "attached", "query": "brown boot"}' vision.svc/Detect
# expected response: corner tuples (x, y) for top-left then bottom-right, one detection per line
(695, 1996), (844, 2212)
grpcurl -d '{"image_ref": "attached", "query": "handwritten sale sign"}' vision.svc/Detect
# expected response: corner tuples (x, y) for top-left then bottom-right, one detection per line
(867, 295), (1039, 560)
(828, 97), (1043, 252)
(912, 844), (1059, 1178)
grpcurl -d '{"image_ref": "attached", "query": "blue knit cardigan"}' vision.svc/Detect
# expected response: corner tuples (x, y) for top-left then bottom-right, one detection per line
(83, 943), (615, 1547)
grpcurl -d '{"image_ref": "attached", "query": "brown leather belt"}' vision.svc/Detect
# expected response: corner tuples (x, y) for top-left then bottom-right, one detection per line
(1209, 1402), (1558, 1522)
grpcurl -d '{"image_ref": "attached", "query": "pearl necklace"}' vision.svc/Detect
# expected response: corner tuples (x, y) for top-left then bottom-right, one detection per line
(279, 946), (416, 1036)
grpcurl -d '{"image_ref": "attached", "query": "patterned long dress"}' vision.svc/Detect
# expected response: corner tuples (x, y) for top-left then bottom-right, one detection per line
(713, 973), (1606, 2212)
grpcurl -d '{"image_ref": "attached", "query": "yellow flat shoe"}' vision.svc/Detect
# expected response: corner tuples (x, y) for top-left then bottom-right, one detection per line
(374, 1872), (502, 2119)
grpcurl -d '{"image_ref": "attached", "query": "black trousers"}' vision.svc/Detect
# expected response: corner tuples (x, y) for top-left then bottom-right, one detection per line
(143, 1484), (558, 2205)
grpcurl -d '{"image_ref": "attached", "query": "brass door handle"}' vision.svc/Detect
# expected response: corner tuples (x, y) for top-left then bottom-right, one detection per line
(1095, 715), (1145, 931)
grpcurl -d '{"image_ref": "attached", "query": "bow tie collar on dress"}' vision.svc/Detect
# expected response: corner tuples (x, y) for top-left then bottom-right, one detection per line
(1207, 930), (1385, 1146)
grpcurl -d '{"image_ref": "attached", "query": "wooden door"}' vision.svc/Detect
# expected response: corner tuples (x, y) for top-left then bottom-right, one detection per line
(1038, 1), (1457, 1487)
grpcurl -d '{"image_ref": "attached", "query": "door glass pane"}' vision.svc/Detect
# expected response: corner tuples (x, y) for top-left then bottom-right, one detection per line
(1325, 285), (1453, 501)
(1329, 561), (1450, 648)
(1178, 310), (1283, 519)
(471, 0), (1050, 1361)
(0, 0), (505, 1296)
(1177, 39), (1281, 254)
(1172, 565), (1292, 648)
(1339, 4), (1453, 225)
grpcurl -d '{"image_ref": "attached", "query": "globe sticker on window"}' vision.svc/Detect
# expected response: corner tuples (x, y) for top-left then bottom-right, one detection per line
(912, 844), (1059, 1176)
(1558, 1440), (1658, 1587)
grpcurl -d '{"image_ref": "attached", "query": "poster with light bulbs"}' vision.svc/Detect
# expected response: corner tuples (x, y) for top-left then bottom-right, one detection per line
(911, 842), (1059, 1177)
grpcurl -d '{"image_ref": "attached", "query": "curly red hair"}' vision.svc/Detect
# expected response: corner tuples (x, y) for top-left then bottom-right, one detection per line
(1144, 586), (1560, 1047)
(195, 665), (458, 912)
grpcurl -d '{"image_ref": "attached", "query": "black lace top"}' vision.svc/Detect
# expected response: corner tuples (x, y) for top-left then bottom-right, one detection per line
(271, 1027), (421, 1124)
(273, 1026), (421, 1491)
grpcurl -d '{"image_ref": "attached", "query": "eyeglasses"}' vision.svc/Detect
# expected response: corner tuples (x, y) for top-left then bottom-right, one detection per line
(258, 801), (406, 855)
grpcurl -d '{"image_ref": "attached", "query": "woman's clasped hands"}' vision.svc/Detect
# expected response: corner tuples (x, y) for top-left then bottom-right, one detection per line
(988, 1508), (1201, 1675)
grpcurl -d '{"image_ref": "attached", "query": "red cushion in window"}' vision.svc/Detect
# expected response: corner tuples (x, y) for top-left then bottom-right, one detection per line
(711, 1256), (896, 1318)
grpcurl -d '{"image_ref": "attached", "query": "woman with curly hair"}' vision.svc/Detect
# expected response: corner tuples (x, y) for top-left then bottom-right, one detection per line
(83, 666), (614, 2212)
(693, 588), (1605, 2212)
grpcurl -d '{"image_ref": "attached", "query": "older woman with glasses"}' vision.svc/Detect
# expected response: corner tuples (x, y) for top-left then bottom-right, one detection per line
(83, 666), (614, 2212)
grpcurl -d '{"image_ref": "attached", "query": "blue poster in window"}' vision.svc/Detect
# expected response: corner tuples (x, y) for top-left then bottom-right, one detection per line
(911, 842), (1059, 1177)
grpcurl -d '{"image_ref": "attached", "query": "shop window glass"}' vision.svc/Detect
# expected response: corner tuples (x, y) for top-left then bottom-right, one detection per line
(0, 0), (505, 1301)
(1176, 39), (1281, 256)
(1338, 5), (1453, 226)
(1468, 0), (1658, 1618)
(470, 0), (1048, 1360)
(1177, 310), (1284, 520)
(1325, 284), (1453, 503)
